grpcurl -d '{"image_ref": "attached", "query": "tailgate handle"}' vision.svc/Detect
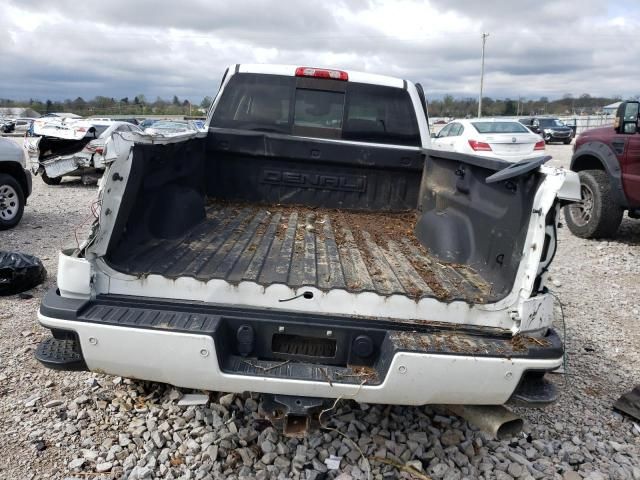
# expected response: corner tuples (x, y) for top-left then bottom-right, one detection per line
(455, 165), (470, 194)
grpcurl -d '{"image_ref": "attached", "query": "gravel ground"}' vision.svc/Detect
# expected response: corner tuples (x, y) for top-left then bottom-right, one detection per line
(0, 142), (639, 479)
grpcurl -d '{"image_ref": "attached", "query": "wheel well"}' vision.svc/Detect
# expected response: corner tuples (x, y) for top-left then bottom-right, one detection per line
(0, 162), (29, 198)
(571, 154), (605, 172)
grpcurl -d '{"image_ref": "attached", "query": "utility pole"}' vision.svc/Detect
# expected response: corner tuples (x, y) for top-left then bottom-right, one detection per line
(478, 32), (489, 118)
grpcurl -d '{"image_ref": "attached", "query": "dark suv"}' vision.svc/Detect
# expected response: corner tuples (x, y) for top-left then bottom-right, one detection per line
(519, 117), (574, 144)
(564, 101), (640, 238)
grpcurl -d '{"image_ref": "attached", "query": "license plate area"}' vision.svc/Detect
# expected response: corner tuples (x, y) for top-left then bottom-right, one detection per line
(272, 333), (337, 358)
(216, 316), (385, 367)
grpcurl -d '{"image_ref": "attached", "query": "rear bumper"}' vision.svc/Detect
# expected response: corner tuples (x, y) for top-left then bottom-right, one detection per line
(36, 288), (563, 406)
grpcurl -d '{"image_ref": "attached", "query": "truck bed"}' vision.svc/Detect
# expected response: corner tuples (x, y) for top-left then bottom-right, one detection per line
(109, 200), (495, 304)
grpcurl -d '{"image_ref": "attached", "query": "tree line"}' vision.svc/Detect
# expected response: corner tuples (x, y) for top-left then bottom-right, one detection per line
(0, 93), (637, 118)
(0, 95), (214, 117)
(428, 93), (637, 118)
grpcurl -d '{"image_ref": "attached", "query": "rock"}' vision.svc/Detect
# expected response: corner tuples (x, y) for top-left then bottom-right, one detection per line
(261, 440), (276, 453)
(495, 471), (515, 480)
(168, 389), (182, 401)
(68, 458), (85, 470)
(431, 463), (449, 477)
(202, 445), (218, 462)
(24, 393), (40, 407)
(81, 450), (99, 461)
(261, 452), (278, 465)
(74, 394), (90, 405)
(274, 456), (291, 470)
(95, 462), (113, 473)
(406, 460), (423, 472)
(219, 393), (235, 407)
(507, 451), (531, 467)
(563, 472), (581, 480)
(440, 429), (463, 447)
(324, 455), (342, 470)
(44, 399), (63, 408)
(177, 393), (209, 406)
(507, 462), (524, 478)
(245, 398), (259, 412)
(151, 431), (165, 449)
(129, 466), (153, 479)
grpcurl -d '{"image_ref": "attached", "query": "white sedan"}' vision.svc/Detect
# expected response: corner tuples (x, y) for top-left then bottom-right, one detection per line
(430, 119), (545, 161)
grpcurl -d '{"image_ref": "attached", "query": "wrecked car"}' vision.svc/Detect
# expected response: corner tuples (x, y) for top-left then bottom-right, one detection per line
(143, 119), (201, 136)
(34, 64), (580, 435)
(25, 119), (142, 185)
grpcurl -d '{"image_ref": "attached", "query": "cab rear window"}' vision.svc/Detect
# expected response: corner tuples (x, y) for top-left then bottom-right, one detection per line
(211, 73), (420, 146)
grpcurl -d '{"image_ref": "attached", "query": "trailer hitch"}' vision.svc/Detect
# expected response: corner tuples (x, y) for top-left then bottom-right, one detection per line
(259, 394), (331, 437)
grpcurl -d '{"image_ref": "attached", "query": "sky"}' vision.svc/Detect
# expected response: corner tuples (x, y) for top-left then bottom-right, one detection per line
(1, 0), (639, 102)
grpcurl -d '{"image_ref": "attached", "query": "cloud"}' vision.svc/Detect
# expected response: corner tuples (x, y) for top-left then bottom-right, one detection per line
(2, 0), (639, 102)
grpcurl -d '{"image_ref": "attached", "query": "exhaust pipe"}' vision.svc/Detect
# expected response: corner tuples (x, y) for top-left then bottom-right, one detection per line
(446, 405), (523, 440)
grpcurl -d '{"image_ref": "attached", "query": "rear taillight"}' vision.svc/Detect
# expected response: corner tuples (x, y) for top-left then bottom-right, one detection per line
(468, 139), (492, 151)
(534, 140), (545, 150)
(295, 66), (348, 81)
(83, 143), (104, 155)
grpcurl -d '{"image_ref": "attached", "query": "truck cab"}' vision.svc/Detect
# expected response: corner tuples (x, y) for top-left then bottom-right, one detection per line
(564, 101), (640, 238)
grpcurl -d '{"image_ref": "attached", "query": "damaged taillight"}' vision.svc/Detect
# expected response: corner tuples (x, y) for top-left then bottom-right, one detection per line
(534, 140), (545, 150)
(83, 143), (104, 155)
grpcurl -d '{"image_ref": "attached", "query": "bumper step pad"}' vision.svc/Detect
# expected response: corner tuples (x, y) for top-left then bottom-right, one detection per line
(35, 337), (87, 371)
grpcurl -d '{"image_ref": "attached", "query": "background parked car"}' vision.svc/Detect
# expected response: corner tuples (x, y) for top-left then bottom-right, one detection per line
(519, 117), (574, 144)
(138, 118), (159, 129)
(1, 118), (16, 133)
(430, 119), (545, 161)
(13, 118), (35, 134)
(26, 120), (141, 185)
(0, 137), (32, 230)
(563, 100), (640, 238)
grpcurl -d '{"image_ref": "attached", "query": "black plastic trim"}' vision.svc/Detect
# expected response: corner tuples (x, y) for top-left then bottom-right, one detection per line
(39, 288), (90, 320)
(40, 288), (563, 360)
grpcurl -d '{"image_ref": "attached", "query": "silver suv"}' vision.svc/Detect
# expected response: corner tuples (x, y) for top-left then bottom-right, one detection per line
(0, 138), (32, 230)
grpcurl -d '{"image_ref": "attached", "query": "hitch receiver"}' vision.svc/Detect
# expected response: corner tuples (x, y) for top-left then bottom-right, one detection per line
(259, 394), (330, 437)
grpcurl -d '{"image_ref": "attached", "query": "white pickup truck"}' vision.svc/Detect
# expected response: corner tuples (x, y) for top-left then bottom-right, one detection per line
(35, 64), (579, 434)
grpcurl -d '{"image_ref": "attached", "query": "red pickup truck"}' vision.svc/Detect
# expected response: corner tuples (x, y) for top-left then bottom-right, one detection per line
(564, 101), (640, 238)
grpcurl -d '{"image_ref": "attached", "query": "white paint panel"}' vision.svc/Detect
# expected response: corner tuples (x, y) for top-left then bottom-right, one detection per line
(57, 252), (91, 299)
(97, 268), (515, 330)
(238, 63), (405, 88)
